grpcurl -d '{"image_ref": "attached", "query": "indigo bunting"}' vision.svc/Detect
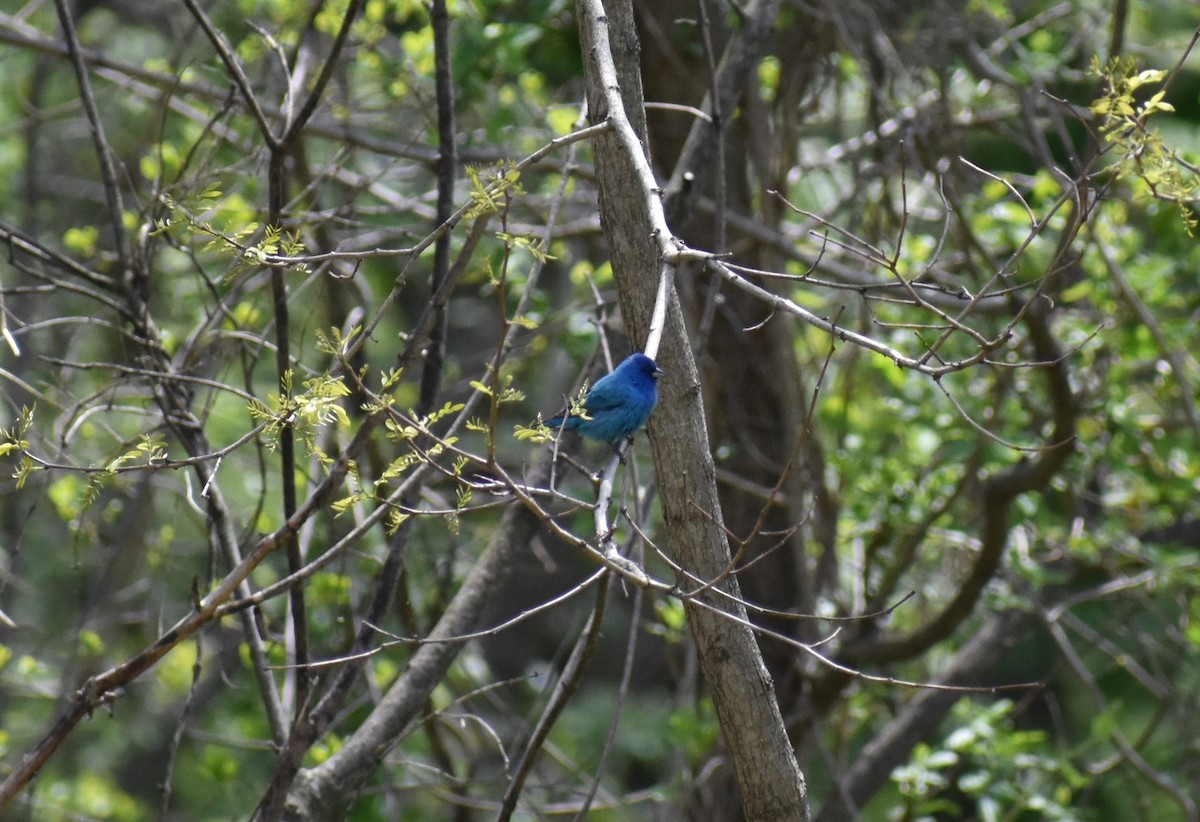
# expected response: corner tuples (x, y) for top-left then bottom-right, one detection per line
(545, 353), (663, 444)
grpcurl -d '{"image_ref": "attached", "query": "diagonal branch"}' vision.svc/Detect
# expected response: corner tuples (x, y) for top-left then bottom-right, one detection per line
(281, 455), (554, 820)
(51, 0), (132, 276)
(662, 0), (783, 227)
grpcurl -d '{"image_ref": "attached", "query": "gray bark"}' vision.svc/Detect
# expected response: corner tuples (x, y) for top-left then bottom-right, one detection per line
(576, 0), (811, 818)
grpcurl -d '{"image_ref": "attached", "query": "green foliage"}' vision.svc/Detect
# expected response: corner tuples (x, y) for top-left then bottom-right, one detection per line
(468, 375), (525, 405)
(155, 640), (199, 695)
(248, 370), (352, 457)
(513, 415), (553, 443)
(464, 162), (525, 219)
(0, 406), (37, 487)
(890, 700), (1085, 820)
(37, 772), (142, 822)
(154, 194), (311, 280)
(1090, 56), (1200, 231)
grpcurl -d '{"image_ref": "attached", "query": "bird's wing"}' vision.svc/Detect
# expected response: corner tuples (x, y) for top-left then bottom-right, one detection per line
(584, 376), (635, 413)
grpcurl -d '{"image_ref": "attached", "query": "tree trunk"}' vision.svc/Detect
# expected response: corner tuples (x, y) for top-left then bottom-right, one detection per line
(576, 0), (810, 818)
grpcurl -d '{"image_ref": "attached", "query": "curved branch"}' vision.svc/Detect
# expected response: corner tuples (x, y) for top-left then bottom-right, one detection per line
(179, 0), (278, 148)
(841, 292), (1076, 667)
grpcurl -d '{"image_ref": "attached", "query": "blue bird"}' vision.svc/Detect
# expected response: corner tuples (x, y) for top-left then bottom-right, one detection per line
(545, 353), (664, 444)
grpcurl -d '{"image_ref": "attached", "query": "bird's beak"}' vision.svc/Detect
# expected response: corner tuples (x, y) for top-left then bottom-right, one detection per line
(654, 367), (665, 378)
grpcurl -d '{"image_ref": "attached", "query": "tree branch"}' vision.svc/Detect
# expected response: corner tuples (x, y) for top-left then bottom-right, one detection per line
(281, 456), (554, 820)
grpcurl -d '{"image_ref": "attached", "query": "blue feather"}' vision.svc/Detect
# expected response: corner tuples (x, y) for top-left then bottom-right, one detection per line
(545, 353), (663, 444)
